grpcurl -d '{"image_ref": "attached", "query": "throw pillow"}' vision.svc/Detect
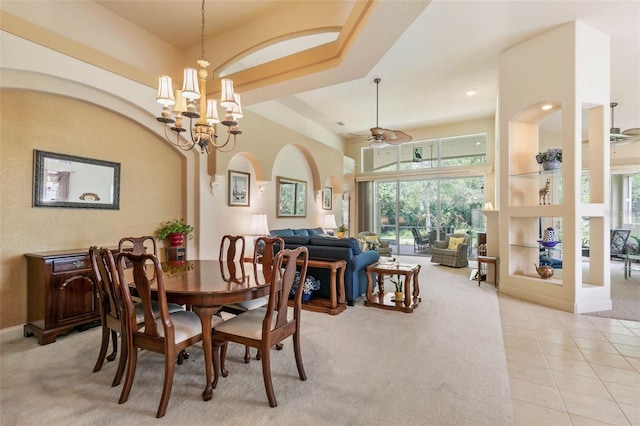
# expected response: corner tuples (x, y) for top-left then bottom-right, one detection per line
(363, 235), (380, 251)
(447, 236), (466, 250)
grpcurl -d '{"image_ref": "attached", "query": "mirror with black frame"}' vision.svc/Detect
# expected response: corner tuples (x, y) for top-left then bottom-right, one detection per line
(33, 150), (120, 209)
(276, 176), (306, 217)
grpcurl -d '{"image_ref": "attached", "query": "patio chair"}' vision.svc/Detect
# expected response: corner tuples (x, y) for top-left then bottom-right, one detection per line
(411, 227), (430, 252)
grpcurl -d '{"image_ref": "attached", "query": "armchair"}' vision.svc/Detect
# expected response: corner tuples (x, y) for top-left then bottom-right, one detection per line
(411, 227), (430, 252)
(358, 231), (392, 256)
(430, 233), (471, 268)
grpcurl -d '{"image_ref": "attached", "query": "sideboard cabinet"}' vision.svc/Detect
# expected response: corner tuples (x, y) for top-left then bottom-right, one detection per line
(23, 249), (102, 345)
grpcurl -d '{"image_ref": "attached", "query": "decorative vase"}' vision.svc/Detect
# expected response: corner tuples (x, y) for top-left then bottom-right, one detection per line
(302, 293), (311, 302)
(534, 263), (554, 279)
(542, 160), (561, 171)
(394, 291), (404, 302)
(167, 232), (185, 247)
(542, 227), (557, 244)
(336, 231), (345, 238)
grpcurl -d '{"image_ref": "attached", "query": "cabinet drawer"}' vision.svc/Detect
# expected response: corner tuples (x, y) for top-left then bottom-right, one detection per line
(53, 257), (91, 272)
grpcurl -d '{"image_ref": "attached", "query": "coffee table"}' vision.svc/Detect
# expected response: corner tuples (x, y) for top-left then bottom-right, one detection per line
(364, 261), (421, 313)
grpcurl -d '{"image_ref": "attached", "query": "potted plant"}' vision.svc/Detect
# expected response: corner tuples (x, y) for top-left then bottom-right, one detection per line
(391, 276), (403, 302)
(290, 272), (321, 302)
(156, 219), (194, 247)
(336, 224), (347, 238)
(535, 148), (563, 170)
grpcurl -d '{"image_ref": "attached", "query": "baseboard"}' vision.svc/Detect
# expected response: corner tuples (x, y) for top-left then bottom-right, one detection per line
(0, 324), (25, 344)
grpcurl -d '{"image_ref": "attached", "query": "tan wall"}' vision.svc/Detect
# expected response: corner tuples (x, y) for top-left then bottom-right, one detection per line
(0, 90), (184, 329)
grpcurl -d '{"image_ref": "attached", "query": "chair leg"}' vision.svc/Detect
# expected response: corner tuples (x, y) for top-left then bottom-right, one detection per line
(119, 346), (137, 404)
(106, 330), (118, 362)
(221, 341), (229, 378)
(212, 341), (222, 389)
(112, 334), (127, 387)
(244, 345), (251, 363)
(93, 325), (111, 372)
(260, 344), (277, 407)
(293, 332), (307, 381)
(156, 351), (176, 418)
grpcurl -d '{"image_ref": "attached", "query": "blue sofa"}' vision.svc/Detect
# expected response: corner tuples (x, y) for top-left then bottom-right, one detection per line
(270, 228), (379, 306)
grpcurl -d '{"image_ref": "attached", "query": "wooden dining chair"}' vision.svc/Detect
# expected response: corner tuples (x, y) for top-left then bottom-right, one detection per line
(118, 235), (158, 257)
(114, 251), (224, 418)
(221, 236), (285, 362)
(219, 234), (245, 262)
(89, 246), (127, 387)
(89, 246), (186, 387)
(212, 246), (309, 407)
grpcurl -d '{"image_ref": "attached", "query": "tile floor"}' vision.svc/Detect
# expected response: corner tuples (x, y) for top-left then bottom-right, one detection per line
(498, 295), (640, 425)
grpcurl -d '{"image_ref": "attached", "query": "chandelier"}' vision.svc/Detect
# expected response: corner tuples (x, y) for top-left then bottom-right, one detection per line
(155, 0), (242, 154)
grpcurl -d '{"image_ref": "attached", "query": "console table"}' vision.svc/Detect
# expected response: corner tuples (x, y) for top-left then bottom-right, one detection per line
(364, 262), (421, 313)
(23, 248), (103, 345)
(290, 258), (346, 315)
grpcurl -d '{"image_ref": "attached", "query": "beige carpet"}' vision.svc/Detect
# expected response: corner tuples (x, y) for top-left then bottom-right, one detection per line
(0, 259), (512, 425)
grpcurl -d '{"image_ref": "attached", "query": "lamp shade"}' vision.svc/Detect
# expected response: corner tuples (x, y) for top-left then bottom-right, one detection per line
(156, 76), (175, 106)
(181, 67), (200, 101)
(206, 99), (220, 124)
(250, 214), (269, 236)
(323, 214), (338, 230)
(483, 202), (494, 210)
(231, 93), (243, 119)
(220, 78), (236, 108)
(172, 90), (187, 114)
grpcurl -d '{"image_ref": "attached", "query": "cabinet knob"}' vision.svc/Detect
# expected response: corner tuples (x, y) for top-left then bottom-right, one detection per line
(73, 260), (84, 269)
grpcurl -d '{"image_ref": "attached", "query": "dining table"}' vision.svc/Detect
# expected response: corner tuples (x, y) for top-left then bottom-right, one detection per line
(130, 259), (270, 401)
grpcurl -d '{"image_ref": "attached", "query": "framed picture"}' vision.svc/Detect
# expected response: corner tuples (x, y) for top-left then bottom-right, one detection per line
(33, 150), (120, 209)
(322, 187), (332, 210)
(228, 170), (250, 206)
(276, 176), (306, 217)
(413, 146), (423, 162)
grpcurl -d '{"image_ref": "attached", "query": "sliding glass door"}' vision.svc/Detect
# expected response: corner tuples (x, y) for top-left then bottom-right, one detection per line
(371, 176), (485, 255)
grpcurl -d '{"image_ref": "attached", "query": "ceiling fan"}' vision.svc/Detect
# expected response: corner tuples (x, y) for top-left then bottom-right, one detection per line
(368, 78), (412, 148)
(610, 102), (640, 146)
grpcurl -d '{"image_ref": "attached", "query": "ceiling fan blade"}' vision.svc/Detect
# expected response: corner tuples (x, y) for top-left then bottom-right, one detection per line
(622, 128), (640, 137)
(383, 129), (413, 145)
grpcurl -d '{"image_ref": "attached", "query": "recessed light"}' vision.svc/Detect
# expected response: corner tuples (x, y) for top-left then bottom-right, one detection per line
(465, 89), (476, 97)
(541, 104), (553, 110)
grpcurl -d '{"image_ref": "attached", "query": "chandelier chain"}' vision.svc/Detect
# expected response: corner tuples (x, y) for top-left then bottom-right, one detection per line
(200, 0), (206, 62)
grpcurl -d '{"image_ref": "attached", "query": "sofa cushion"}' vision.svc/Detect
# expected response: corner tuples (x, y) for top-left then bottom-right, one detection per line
(310, 236), (361, 255)
(282, 235), (310, 245)
(448, 236), (466, 250)
(306, 227), (324, 236)
(271, 228), (294, 237)
(293, 228), (310, 236)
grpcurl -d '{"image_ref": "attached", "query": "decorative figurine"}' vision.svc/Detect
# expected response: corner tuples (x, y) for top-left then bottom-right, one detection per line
(539, 178), (551, 205)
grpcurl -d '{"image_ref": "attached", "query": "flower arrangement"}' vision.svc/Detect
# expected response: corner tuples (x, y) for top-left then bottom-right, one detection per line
(290, 272), (321, 296)
(535, 148), (562, 164)
(156, 219), (194, 241)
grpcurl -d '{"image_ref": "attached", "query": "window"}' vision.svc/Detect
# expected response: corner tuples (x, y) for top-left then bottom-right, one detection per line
(627, 173), (640, 224)
(361, 133), (486, 173)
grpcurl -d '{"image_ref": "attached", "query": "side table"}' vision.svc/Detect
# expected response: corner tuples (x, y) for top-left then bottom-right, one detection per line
(290, 258), (346, 315)
(365, 262), (421, 313)
(477, 256), (499, 288)
(625, 254), (640, 279)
